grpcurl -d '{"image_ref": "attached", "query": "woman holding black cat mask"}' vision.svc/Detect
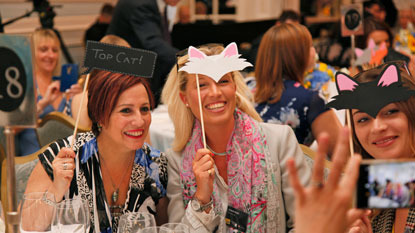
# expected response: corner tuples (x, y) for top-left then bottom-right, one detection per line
(327, 62), (415, 233)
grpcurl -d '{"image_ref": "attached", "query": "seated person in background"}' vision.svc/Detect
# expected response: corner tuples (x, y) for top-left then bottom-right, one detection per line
(255, 23), (341, 155)
(24, 70), (168, 232)
(162, 43), (311, 232)
(246, 9), (301, 66)
(355, 16), (413, 74)
(394, 9), (415, 56)
(17, 28), (82, 156)
(83, 3), (114, 44)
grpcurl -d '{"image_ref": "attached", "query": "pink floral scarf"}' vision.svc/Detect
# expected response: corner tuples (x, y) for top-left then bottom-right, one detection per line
(180, 109), (269, 232)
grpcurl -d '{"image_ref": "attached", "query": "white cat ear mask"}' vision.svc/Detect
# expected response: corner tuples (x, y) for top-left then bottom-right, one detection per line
(178, 42), (252, 82)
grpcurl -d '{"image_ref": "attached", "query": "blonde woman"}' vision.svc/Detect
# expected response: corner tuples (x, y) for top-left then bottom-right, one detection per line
(162, 44), (311, 232)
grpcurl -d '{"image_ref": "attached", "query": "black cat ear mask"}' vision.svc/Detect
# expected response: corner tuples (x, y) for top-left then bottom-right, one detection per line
(326, 64), (415, 118)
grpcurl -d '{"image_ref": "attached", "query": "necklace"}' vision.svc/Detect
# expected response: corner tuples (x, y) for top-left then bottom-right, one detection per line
(99, 154), (134, 204)
(206, 144), (227, 156)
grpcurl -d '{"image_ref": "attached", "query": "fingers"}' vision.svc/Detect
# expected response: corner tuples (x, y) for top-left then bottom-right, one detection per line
(287, 158), (305, 205)
(347, 209), (368, 227)
(326, 127), (350, 190)
(339, 154), (362, 195)
(56, 147), (76, 159)
(311, 132), (329, 188)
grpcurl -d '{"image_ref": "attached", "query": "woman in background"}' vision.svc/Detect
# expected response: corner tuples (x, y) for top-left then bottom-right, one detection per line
(17, 28), (81, 156)
(254, 23), (341, 155)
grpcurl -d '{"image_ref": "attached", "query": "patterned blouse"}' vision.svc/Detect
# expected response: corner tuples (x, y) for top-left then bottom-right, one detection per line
(38, 132), (168, 233)
(255, 79), (329, 145)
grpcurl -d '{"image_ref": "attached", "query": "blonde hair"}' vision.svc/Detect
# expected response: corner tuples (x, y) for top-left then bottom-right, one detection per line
(255, 23), (312, 104)
(100, 35), (131, 48)
(32, 28), (61, 76)
(161, 45), (262, 152)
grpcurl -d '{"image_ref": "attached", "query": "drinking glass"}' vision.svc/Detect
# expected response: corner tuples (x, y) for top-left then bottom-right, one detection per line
(138, 226), (164, 233)
(52, 198), (90, 233)
(19, 192), (56, 232)
(160, 223), (189, 233)
(117, 212), (156, 233)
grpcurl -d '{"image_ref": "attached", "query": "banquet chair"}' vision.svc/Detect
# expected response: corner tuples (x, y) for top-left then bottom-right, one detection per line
(36, 111), (90, 148)
(300, 144), (332, 180)
(1, 143), (50, 230)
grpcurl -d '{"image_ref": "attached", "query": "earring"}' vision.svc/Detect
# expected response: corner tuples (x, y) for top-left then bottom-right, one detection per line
(97, 124), (102, 132)
(185, 103), (189, 107)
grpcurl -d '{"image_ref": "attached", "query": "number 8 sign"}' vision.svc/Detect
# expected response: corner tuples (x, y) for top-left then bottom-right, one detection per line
(0, 34), (36, 127)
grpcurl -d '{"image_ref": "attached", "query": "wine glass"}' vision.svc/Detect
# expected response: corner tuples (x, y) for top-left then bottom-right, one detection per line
(19, 192), (56, 232)
(117, 212), (156, 233)
(160, 223), (189, 233)
(52, 198), (90, 233)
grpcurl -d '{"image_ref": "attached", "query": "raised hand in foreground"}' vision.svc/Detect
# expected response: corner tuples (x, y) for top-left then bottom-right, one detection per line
(287, 127), (368, 233)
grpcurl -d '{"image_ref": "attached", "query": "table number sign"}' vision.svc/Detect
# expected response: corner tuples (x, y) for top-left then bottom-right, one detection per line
(0, 34), (36, 127)
(341, 4), (364, 37)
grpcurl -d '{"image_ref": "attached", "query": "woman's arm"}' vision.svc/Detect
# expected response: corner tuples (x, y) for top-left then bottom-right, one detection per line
(312, 109), (342, 156)
(166, 150), (218, 232)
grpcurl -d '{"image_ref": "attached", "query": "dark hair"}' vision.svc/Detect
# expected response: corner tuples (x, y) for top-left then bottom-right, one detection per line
(88, 70), (154, 136)
(278, 10), (301, 23)
(356, 16), (394, 49)
(349, 62), (415, 158)
(363, 0), (385, 10)
(100, 3), (114, 15)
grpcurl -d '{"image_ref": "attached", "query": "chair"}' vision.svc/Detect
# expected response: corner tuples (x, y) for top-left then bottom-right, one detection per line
(36, 111), (90, 148)
(300, 144), (332, 180)
(1, 143), (50, 230)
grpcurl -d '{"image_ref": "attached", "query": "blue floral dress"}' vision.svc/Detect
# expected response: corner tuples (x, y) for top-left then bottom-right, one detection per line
(255, 80), (329, 145)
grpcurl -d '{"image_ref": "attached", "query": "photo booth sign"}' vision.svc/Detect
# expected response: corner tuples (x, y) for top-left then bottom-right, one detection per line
(0, 34), (36, 127)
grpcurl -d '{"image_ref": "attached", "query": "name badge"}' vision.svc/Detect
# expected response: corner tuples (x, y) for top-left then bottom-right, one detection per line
(225, 206), (248, 232)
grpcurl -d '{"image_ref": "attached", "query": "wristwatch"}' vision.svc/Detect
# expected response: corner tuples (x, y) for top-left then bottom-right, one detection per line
(191, 196), (213, 212)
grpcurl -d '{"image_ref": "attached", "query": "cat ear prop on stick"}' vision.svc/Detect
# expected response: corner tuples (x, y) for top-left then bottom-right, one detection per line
(70, 41), (157, 149)
(327, 64), (415, 118)
(179, 42), (252, 82)
(178, 42), (252, 148)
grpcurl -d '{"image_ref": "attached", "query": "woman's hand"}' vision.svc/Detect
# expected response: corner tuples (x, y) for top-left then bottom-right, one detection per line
(348, 213), (373, 233)
(49, 147), (75, 202)
(193, 148), (215, 204)
(65, 83), (83, 98)
(287, 127), (366, 233)
(44, 81), (61, 104)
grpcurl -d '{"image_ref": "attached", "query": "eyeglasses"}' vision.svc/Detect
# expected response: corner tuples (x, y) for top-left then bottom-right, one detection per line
(175, 43), (224, 73)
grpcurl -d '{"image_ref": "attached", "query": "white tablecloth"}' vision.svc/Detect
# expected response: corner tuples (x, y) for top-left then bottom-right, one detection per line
(149, 105), (175, 153)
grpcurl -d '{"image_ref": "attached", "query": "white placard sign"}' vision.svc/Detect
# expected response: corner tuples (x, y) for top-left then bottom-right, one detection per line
(0, 34), (36, 127)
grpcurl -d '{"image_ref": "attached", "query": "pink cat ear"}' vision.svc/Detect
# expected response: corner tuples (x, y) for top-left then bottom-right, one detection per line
(337, 73), (358, 91)
(223, 42), (238, 57)
(368, 39), (376, 49)
(355, 48), (364, 57)
(378, 65), (398, 87)
(188, 46), (206, 59)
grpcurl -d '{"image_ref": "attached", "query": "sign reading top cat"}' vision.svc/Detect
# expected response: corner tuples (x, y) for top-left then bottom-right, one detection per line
(0, 34), (36, 127)
(83, 41), (157, 78)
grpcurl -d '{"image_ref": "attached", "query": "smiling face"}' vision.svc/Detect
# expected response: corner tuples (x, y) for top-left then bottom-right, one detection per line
(180, 73), (236, 128)
(99, 83), (151, 152)
(352, 103), (413, 159)
(35, 37), (59, 74)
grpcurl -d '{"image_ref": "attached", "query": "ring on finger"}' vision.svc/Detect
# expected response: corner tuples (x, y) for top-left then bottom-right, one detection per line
(63, 163), (68, 170)
(207, 169), (211, 175)
(311, 180), (324, 189)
